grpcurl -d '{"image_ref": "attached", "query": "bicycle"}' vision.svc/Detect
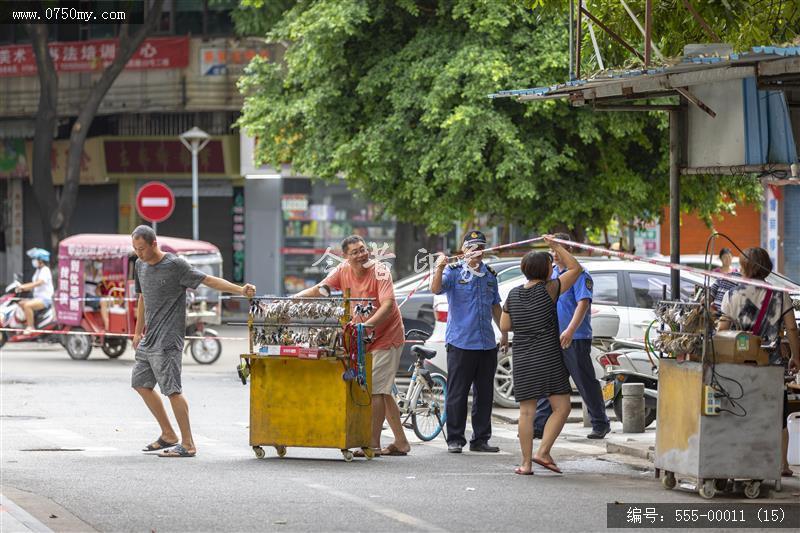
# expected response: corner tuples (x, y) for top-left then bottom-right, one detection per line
(392, 329), (447, 441)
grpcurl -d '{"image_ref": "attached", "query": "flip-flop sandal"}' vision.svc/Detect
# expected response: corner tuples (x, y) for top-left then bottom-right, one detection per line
(514, 467), (533, 476)
(142, 437), (178, 452)
(532, 457), (562, 474)
(353, 448), (381, 458)
(380, 444), (409, 456)
(158, 444), (195, 458)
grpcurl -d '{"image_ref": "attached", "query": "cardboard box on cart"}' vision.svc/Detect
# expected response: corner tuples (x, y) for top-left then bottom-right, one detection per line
(712, 331), (770, 366)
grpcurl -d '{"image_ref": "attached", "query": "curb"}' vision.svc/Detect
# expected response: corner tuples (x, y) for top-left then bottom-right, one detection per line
(493, 414), (589, 425)
(492, 412), (620, 425)
(1, 486), (98, 533)
(606, 441), (655, 462)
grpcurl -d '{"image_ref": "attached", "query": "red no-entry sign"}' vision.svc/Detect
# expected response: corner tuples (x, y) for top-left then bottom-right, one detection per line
(136, 182), (175, 223)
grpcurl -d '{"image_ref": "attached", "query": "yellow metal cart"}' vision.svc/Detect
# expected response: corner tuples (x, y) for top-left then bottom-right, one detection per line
(244, 353), (372, 461)
(237, 293), (376, 461)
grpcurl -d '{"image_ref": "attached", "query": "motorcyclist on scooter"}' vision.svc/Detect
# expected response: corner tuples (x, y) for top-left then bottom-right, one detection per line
(15, 248), (54, 334)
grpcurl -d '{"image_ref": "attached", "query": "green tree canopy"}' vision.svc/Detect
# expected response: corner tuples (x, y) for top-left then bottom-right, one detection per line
(238, 1), (762, 235)
(558, 0), (799, 73)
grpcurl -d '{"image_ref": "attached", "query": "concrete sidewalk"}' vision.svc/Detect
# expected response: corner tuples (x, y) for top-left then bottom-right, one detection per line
(1, 493), (52, 533)
(0, 487), (96, 533)
(493, 409), (800, 499)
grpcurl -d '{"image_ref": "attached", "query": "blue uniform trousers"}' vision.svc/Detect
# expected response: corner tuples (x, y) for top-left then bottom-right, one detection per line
(445, 344), (497, 446)
(534, 339), (609, 433)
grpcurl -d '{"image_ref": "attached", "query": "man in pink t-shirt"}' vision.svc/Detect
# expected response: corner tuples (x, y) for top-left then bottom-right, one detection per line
(296, 235), (410, 457)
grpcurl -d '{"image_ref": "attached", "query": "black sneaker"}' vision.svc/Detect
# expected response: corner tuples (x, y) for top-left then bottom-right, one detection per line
(447, 443), (463, 453)
(587, 427), (611, 439)
(469, 442), (500, 453)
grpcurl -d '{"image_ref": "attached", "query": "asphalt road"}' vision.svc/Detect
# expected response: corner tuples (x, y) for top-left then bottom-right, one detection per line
(1, 330), (796, 532)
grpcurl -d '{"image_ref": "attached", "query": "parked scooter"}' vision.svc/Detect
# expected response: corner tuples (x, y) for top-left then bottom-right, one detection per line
(599, 355), (659, 428)
(0, 275), (61, 348)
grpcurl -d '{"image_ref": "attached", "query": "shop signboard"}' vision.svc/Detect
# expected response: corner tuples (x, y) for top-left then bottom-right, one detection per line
(0, 36), (189, 77)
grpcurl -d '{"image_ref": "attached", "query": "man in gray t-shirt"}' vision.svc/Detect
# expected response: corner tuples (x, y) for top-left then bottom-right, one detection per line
(131, 225), (256, 458)
(134, 253), (206, 357)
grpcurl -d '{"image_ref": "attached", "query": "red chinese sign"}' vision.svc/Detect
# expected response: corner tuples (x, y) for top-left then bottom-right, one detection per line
(0, 36), (189, 78)
(55, 258), (84, 326)
(104, 139), (225, 174)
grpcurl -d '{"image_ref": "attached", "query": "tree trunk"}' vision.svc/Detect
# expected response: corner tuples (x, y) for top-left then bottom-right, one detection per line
(58, 0), (165, 241)
(27, 1), (165, 264)
(25, 24), (59, 253)
(572, 226), (587, 244)
(394, 222), (442, 279)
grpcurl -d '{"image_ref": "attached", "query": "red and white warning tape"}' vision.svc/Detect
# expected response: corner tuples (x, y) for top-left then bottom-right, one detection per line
(397, 237), (547, 308)
(5, 235), (796, 341)
(0, 327), (424, 344)
(0, 327), (247, 341)
(549, 237), (800, 295)
(399, 234), (798, 309)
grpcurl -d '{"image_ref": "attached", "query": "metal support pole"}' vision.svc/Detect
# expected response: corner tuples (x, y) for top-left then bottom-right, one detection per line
(679, 0), (721, 42)
(581, 7), (644, 61)
(569, 0), (575, 80)
(191, 142), (199, 241)
(644, 0), (652, 67)
(179, 127), (209, 242)
(576, 1), (583, 79)
(669, 109), (681, 300)
(587, 18), (604, 70)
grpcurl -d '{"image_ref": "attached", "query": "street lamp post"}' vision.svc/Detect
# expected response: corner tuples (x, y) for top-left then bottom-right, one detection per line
(179, 127), (211, 241)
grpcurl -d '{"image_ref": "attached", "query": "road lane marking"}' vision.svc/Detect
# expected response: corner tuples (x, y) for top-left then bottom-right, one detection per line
(300, 482), (448, 532)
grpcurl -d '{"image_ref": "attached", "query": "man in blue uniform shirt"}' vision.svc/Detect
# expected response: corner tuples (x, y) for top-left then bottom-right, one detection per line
(534, 233), (610, 439)
(431, 230), (502, 453)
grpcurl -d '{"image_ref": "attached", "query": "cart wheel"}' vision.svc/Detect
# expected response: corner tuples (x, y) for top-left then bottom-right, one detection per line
(362, 447), (375, 460)
(699, 479), (716, 500)
(275, 445), (287, 458)
(253, 446), (265, 459)
(341, 449), (354, 462)
(661, 472), (676, 490)
(237, 362), (249, 385)
(744, 481), (761, 499)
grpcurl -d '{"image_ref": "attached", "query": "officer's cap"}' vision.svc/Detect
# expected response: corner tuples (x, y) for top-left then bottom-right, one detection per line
(463, 230), (487, 247)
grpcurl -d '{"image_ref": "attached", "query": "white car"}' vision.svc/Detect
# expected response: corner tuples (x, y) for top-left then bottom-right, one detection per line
(651, 253), (740, 271)
(425, 259), (710, 407)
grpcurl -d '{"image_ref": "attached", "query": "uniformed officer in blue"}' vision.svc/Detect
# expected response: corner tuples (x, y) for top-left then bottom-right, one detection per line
(533, 233), (610, 439)
(431, 230), (502, 453)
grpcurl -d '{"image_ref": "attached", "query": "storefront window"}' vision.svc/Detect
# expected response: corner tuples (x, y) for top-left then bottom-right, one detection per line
(175, 0), (204, 35)
(281, 179), (396, 294)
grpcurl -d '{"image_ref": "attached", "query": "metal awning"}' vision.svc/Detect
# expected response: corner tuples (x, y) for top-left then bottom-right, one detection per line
(489, 46), (800, 106)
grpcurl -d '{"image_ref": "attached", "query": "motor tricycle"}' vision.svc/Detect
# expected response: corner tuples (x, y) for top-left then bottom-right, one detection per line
(56, 234), (224, 363)
(0, 274), (61, 348)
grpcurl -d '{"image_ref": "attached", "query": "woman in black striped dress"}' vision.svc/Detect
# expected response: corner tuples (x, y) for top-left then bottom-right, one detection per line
(500, 236), (583, 475)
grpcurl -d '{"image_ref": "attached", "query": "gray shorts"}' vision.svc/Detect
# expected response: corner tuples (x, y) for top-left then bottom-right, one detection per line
(131, 350), (183, 396)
